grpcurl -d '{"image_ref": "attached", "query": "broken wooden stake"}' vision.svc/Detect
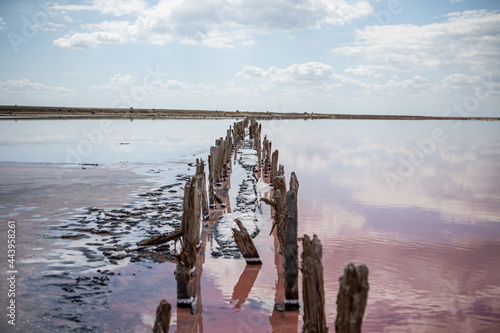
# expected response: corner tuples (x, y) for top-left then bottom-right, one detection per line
(301, 234), (328, 333)
(152, 299), (171, 333)
(213, 193), (226, 208)
(284, 190), (299, 309)
(335, 263), (369, 333)
(137, 230), (181, 246)
(232, 219), (262, 265)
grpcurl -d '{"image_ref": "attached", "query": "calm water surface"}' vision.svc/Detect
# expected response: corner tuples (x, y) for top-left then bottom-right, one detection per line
(0, 118), (499, 332)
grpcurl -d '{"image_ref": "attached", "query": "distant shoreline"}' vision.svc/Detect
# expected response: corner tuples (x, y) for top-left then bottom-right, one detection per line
(1, 105), (499, 121)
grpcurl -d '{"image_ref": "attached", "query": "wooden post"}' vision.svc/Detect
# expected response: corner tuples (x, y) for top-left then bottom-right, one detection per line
(225, 128), (233, 165)
(212, 143), (222, 186)
(262, 136), (272, 176)
(335, 263), (369, 333)
(176, 251), (192, 307)
(289, 171), (299, 198)
(270, 150), (279, 185)
(256, 124), (262, 172)
(273, 172), (287, 248)
(180, 177), (200, 267)
(196, 159), (209, 220)
(232, 219), (262, 265)
(272, 189), (285, 249)
(208, 155), (215, 208)
(301, 234), (328, 333)
(153, 299), (171, 333)
(284, 190), (299, 309)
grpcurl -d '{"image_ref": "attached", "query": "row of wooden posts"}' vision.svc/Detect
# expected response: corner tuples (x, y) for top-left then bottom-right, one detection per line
(151, 117), (369, 333)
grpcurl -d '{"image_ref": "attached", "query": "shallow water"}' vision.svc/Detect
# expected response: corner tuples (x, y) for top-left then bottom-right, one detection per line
(1, 118), (499, 332)
(262, 119), (500, 332)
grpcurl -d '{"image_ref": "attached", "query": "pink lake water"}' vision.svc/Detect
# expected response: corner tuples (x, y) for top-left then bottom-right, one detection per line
(1, 118), (499, 332)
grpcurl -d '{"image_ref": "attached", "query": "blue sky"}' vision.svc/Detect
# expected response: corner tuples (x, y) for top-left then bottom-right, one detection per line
(0, 0), (499, 115)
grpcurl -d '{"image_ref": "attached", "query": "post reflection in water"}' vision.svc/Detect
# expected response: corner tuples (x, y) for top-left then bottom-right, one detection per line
(231, 265), (261, 309)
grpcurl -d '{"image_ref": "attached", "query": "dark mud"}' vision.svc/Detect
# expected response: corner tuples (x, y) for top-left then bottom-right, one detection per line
(30, 175), (192, 332)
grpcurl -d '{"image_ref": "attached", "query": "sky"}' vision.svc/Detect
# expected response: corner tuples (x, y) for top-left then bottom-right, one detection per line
(0, 0), (499, 116)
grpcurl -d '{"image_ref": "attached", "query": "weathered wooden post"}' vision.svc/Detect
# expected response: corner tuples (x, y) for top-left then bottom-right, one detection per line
(284, 190), (299, 309)
(232, 219), (262, 265)
(153, 299), (171, 333)
(208, 154), (215, 208)
(289, 171), (299, 198)
(180, 177), (200, 267)
(335, 263), (369, 333)
(176, 251), (192, 307)
(195, 159), (209, 220)
(270, 150), (279, 185)
(301, 234), (328, 333)
(256, 124), (262, 172)
(212, 142), (222, 186)
(273, 170), (287, 248)
(262, 136), (272, 176)
(225, 127), (233, 166)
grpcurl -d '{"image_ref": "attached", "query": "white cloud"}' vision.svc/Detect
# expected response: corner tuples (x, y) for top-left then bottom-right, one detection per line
(333, 10), (500, 74)
(237, 62), (337, 81)
(236, 62), (443, 97)
(0, 17), (7, 30)
(51, 0), (147, 17)
(52, 0), (373, 48)
(345, 65), (383, 78)
(33, 22), (64, 32)
(442, 73), (480, 90)
(54, 31), (126, 48)
(90, 74), (134, 93)
(109, 74), (134, 86)
(0, 79), (75, 95)
(89, 73), (217, 99)
(236, 62), (354, 96)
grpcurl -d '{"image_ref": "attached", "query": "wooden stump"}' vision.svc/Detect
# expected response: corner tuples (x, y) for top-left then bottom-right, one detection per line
(301, 234), (328, 333)
(335, 263), (369, 333)
(176, 252), (192, 307)
(284, 190), (299, 309)
(232, 219), (262, 265)
(153, 299), (171, 333)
